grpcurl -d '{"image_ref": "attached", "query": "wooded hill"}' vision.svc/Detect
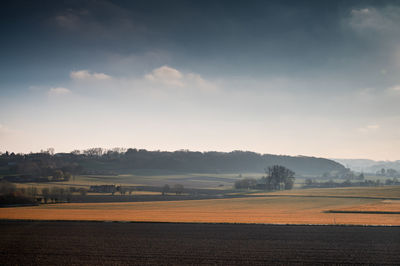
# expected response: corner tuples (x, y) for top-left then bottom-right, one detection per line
(0, 149), (346, 177)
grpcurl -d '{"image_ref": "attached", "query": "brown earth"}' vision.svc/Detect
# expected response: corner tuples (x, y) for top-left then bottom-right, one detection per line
(0, 221), (399, 265)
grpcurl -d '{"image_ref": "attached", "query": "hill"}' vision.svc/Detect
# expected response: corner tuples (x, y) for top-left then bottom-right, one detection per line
(1, 149), (346, 177)
(333, 158), (400, 173)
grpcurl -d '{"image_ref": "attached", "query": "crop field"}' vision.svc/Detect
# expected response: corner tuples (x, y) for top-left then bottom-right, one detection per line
(0, 221), (399, 265)
(35, 172), (252, 189)
(327, 200), (400, 214)
(11, 172), (329, 191)
(252, 186), (400, 198)
(14, 183), (162, 197)
(1, 192), (400, 225)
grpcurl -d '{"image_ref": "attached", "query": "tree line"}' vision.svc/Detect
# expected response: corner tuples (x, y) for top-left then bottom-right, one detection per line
(303, 177), (400, 188)
(0, 148), (346, 177)
(234, 165), (295, 190)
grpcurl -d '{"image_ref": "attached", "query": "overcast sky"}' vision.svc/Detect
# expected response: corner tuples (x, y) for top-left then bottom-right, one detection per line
(1, 0), (400, 160)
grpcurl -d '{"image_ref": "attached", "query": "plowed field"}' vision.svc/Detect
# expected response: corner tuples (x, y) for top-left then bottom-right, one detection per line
(0, 221), (399, 265)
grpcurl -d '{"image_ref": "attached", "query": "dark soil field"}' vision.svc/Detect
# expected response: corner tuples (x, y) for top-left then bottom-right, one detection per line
(0, 221), (399, 265)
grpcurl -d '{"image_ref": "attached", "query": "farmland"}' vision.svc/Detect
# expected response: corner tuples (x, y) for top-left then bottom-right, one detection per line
(1, 186), (400, 225)
(254, 186), (400, 198)
(13, 172), (251, 191)
(0, 221), (399, 265)
(2, 166), (400, 266)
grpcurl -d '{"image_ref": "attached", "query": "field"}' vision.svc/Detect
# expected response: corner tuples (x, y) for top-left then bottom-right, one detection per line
(2, 180), (400, 265)
(14, 171), (388, 195)
(1, 221), (399, 265)
(2, 186), (400, 225)
(253, 186), (400, 198)
(51, 172), (250, 189)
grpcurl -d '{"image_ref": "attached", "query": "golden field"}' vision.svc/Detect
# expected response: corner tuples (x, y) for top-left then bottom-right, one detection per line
(329, 200), (400, 213)
(1, 190), (400, 225)
(252, 186), (400, 198)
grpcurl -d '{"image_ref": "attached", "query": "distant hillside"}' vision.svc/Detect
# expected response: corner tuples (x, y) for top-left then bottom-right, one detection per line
(1, 149), (346, 177)
(333, 159), (400, 173)
(78, 150), (346, 176)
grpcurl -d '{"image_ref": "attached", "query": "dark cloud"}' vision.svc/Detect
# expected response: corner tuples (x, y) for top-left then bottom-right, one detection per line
(1, 0), (400, 88)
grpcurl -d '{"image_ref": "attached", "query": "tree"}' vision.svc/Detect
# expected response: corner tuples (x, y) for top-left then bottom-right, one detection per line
(83, 148), (104, 156)
(0, 180), (16, 195)
(387, 169), (398, 177)
(305, 178), (313, 186)
(234, 178), (257, 189)
(50, 187), (65, 203)
(78, 188), (87, 196)
(66, 191), (72, 202)
(119, 186), (126, 195)
(71, 150), (81, 155)
(342, 179), (351, 186)
(52, 170), (64, 181)
(17, 161), (41, 177)
(173, 184), (184, 195)
(266, 165), (295, 190)
(42, 187), (50, 203)
(27, 186), (38, 197)
(162, 184), (170, 195)
(358, 173), (365, 180)
(380, 168), (386, 176)
(322, 172), (330, 179)
(64, 172), (72, 181)
(385, 178), (394, 185)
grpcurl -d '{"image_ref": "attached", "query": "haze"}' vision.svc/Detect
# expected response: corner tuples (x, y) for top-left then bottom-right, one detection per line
(1, 0), (400, 160)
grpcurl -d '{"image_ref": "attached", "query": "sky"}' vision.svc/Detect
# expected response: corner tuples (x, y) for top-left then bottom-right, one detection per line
(1, 0), (400, 160)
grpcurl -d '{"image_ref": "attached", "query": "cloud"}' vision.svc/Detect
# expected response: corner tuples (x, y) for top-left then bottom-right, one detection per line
(358, 124), (380, 133)
(70, 70), (112, 80)
(54, 12), (82, 31)
(46, 65), (219, 100)
(144, 65), (219, 93)
(186, 73), (218, 93)
(349, 6), (400, 34)
(388, 85), (400, 92)
(145, 65), (184, 87)
(384, 85), (400, 97)
(366, 124), (380, 130)
(48, 87), (71, 96)
(52, 1), (143, 39)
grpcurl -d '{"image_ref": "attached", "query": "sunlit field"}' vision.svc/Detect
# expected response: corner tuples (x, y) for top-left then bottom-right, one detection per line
(18, 173), (256, 189)
(329, 200), (400, 213)
(2, 189), (399, 225)
(253, 186), (400, 198)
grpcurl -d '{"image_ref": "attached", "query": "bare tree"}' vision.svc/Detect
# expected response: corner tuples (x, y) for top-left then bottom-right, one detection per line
(0, 180), (16, 195)
(78, 188), (87, 196)
(162, 184), (170, 195)
(173, 184), (184, 195)
(42, 187), (50, 203)
(266, 165), (295, 190)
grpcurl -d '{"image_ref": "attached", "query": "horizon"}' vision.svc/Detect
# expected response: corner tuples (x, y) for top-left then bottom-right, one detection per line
(1, 146), (398, 162)
(1, 0), (400, 161)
